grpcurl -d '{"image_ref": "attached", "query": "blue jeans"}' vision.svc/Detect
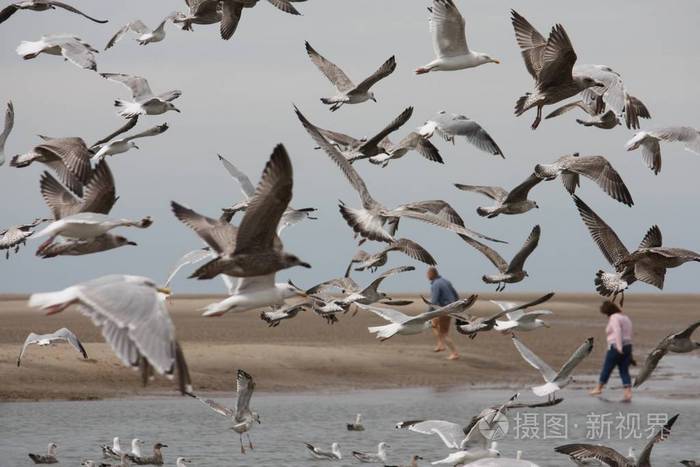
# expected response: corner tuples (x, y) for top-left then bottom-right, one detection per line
(599, 344), (632, 387)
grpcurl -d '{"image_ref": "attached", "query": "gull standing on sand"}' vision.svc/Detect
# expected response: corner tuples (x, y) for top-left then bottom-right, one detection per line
(419, 111), (504, 158)
(16, 35), (99, 70)
(101, 73), (181, 118)
(345, 238), (436, 274)
(106, 14), (179, 50)
(16, 327), (87, 366)
(305, 41), (396, 112)
(28, 443), (58, 464)
(27, 274), (191, 394)
(416, 0), (499, 74)
(186, 370), (260, 454)
(454, 292), (553, 338)
(511, 10), (604, 129)
(347, 413), (364, 431)
(0, 101), (14, 165)
(91, 123), (169, 162)
(573, 195), (700, 301)
(625, 126), (700, 175)
(353, 442), (389, 463)
(455, 173), (542, 218)
(634, 320), (700, 387)
(296, 106), (504, 245)
(11, 135), (93, 195)
(0, 218), (48, 258)
(534, 153), (634, 206)
(460, 225), (541, 291)
(304, 443), (342, 461)
(555, 414), (678, 467)
(0, 1), (107, 24)
(217, 154), (317, 231)
(512, 335), (594, 399)
(358, 295), (477, 341)
(170, 201), (307, 316)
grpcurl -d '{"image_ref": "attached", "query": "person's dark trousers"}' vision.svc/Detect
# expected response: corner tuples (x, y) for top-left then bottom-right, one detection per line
(598, 343), (632, 387)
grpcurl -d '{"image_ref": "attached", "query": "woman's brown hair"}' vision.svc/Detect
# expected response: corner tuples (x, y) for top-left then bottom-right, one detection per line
(600, 300), (622, 316)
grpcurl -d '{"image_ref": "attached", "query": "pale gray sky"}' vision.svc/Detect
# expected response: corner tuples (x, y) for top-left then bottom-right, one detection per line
(1, 0), (699, 294)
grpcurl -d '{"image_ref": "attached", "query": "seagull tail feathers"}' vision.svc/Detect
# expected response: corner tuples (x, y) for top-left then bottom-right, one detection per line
(28, 286), (79, 311)
(16, 40), (43, 59)
(189, 258), (226, 280)
(514, 93), (532, 116)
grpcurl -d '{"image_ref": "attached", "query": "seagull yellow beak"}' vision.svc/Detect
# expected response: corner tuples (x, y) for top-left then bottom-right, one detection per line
(157, 287), (172, 295)
(492, 59), (501, 64)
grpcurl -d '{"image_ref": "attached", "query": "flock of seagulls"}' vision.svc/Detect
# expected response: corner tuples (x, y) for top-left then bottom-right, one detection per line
(3, 0), (699, 465)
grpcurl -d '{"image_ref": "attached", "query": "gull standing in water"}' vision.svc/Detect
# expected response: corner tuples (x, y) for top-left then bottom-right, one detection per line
(0, 1), (107, 24)
(170, 202), (307, 316)
(0, 101), (14, 165)
(459, 225), (541, 291)
(347, 413), (364, 431)
(416, 0), (499, 74)
(511, 10), (604, 129)
(573, 195), (700, 301)
(16, 35), (99, 70)
(16, 327), (87, 366)
(512, 335), (594, 399)
(359, 295), (477, 341)
(455, 173), (542, 218)
(105, 14), (179, 50)
(625, 126), (700, 175)
(555, 414), (678, 467)
(186, 370), (260, 454)
(296, 106), (504, 245)
(304, 443), (342, 461)
(305, 41), (396, 112)
(27, 274), (191, 394)
(533, 153), (634, 206)
(101, 73), (181, 118)
(28, 443), (58, 464)
(352, 442), (389, 463)
(634, 320), (700, 387)
(419, 111), (504, 158)
(217, 154), (317, 231)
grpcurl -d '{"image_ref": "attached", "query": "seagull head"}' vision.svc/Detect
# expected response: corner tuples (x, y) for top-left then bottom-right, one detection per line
(129, 142), (140, 150)
(253, 412), (261, 424)
(283, 253), (311, 270)
(479, 53), (500, 65)
(166, 102), (181, 113)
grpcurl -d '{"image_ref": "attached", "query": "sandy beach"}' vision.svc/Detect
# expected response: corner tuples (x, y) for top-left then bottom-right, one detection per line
(1, 293), (697, 401)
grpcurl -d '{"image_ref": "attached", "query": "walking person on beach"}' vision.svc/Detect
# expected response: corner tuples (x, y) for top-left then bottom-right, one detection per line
(590, 301), (634, 402)
(426, 267), (460, 361)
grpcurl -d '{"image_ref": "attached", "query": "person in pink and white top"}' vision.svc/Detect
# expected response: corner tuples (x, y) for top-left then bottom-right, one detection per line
(590, 301), (634, 401)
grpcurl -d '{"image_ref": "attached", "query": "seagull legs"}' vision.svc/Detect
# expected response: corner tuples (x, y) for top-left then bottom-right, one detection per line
(239, 434), (246, 454)
(531, 105), (543, 130)
(247, 433), (254, 450)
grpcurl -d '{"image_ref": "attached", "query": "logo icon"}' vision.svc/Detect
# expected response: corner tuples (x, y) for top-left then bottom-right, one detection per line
(478, 409), (509, 440)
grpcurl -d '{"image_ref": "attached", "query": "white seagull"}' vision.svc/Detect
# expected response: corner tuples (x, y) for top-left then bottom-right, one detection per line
(17, 34), (98, 70)
(358, 295), (477, 341)
(419, 111), (504, 158)
(353, 442), (389, 464)
(304, 442), (342, 461)
(625, 126), (700, 175)
(416, 0), (499, 74)
(17, 327), (87, 366)
(512, 335), (594, 399)
(0, 101), (14, 165)
(105, 13), (179, 50)
(91, 123), (169, 162)
(101, 73), (181, 118)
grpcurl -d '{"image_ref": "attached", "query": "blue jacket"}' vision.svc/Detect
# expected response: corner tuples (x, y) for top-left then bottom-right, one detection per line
(430, 276), (459, 307)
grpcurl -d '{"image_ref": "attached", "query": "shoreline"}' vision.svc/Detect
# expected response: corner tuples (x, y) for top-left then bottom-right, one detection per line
(2, 293), (698, 402)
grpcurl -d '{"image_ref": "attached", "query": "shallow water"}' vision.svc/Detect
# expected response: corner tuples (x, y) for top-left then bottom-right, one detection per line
(1, 386), (698, 466)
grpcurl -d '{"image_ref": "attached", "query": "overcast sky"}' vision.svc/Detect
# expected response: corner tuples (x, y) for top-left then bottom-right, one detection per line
(1, 0), (699, 295)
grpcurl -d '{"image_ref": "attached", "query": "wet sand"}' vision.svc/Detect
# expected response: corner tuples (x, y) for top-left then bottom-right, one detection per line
(0, 293), (697, 401)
